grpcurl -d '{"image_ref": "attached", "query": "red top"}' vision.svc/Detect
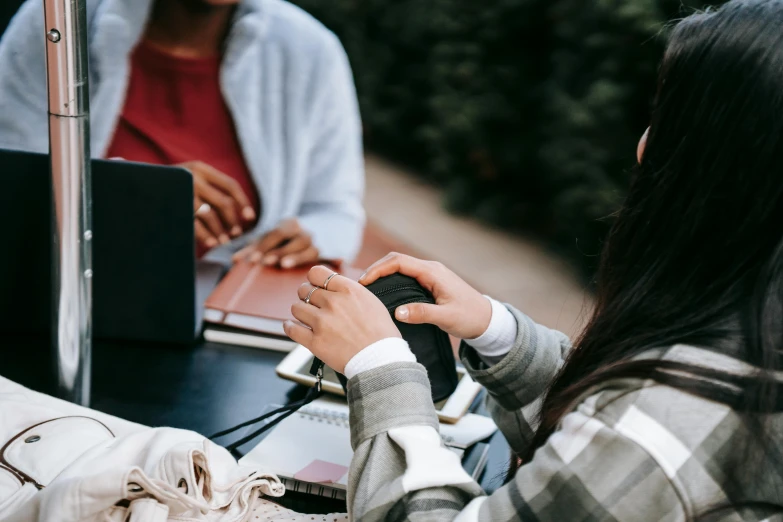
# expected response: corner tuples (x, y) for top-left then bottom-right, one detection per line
(106, 41), (260, 257)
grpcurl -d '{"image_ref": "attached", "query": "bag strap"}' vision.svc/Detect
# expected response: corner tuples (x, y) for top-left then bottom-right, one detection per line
(209, 358), (325, 458)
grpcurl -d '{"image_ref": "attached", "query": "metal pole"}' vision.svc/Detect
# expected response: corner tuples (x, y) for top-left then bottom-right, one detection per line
(42, 0), (92, 405)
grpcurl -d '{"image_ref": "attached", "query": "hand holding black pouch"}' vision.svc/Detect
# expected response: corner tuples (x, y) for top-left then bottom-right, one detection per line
(211, 273), (459, 457)
(336, 273), (459, 402)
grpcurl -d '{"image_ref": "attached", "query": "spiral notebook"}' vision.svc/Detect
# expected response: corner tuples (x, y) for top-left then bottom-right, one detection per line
(240, 398), (352, 500)
(239, 397), (497, 501)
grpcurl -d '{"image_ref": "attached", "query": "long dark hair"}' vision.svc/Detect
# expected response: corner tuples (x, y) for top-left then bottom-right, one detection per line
(524, 0), (783, 506)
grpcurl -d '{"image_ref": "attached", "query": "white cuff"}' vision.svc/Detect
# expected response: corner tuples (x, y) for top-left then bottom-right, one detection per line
(343, 337), (416, 379)
(465, 296), (517, 361)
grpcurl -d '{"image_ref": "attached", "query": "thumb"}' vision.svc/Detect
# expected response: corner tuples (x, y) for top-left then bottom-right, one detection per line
(231, 244), (255, 263)
(395, 303), (445, 326)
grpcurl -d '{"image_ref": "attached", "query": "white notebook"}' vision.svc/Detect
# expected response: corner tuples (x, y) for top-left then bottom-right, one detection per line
(240, 397), (352, 500)
(239, 397), (497, 500)
(203, 327), (297, 353)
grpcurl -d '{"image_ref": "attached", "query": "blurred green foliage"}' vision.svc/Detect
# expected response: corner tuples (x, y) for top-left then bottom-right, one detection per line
(291, 0), (726, 277)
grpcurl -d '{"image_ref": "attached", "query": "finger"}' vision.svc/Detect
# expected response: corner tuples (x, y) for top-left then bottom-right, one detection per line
(257, 232), (286, 266)
(290, 301), (320, 329)
(198, 163), (255, 221)
(359, 253), (432, 285)
(196, 178), (242, 235)
(296, 282), (327, 308)
(249, 249), (264, 264)
(238, 244), (265, 265)
(280, 245), (319, 269)
(231, 244), (255, 264)
(283, 320), (313, 347)
(395, 302), (447, 326)
(195, 220), (219, 250)
(264, 233), (312, 265)
(256, 224), (300, 265)
(307, 265), (354, 293)
(198, 183), (242, 237)
(197, 208), (231, 245)
(194, 196), (213, 222)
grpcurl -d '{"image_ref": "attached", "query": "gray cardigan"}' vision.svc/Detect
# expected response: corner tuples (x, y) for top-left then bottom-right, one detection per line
(0, 0), (365, 262)
(346, 306), (783, 520)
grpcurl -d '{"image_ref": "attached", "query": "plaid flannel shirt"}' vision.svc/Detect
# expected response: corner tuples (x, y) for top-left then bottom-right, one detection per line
(345, 307), (783, 521)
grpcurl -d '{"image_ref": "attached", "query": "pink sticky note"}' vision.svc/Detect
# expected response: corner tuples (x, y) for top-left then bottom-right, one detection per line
(294, 459), (349, 484)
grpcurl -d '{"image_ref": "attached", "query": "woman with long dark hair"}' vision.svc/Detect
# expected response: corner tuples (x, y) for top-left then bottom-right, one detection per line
(285, 0), (783, 519)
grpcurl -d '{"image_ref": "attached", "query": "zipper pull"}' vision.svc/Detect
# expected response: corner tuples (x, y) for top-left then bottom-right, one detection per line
(315, 364), (324, 393)
(309, 357), (325, 392)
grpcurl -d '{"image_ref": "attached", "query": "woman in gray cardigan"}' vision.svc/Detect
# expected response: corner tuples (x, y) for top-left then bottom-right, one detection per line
(286, 1), (783, 519)
(0, 0), (364, 266)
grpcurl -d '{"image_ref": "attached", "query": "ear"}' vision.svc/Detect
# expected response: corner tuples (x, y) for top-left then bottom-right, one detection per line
(637, 127), (650, 164)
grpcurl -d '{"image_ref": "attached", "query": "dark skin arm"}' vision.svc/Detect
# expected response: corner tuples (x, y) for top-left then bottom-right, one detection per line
(144, 0), (320, 267)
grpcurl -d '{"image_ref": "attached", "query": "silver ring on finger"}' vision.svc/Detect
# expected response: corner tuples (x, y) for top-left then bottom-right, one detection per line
(322, 272), (338, 291)
(304, 286), (319, 305)
(196, 203), (211, 217)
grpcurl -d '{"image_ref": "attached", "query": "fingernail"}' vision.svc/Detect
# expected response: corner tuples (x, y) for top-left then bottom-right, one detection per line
(250, 251), (263, 263)
(396, 306), (409, 321)
(219, 234), (230, 244)
(359, 271), (367, 282)
(263, 255), (278, 266)
(205, 238), (218, 248)
(282, 320), (292, 332)
(231, 226), (242, 237)
(243, 207), (256, 221)
(281, 257), (295, 269)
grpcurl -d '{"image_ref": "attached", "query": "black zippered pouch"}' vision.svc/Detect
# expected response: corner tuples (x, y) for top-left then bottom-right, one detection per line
(336, 273), (460, 402)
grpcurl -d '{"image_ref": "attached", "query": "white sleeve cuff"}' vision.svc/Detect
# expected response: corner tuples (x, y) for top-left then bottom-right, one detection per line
(343, 337), (416, 379)
(465, 296), (517, 361)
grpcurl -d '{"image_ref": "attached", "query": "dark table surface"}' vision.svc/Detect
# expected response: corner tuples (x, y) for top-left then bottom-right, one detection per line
(2, 333), (510, 512)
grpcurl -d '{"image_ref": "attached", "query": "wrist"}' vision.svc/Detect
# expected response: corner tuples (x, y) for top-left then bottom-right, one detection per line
(465, 297), (518, 358)
(343, 338), (416, 379)
(465, 294), (493, 340)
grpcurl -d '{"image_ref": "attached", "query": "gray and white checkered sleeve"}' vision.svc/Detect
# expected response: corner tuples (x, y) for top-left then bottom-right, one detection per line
(345, 362), (687, 521)
(460, 306), (572, 455)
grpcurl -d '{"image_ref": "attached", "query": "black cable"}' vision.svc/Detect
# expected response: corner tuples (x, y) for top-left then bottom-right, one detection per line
(224, 385), (322, 453)
(209, 358), (326, 453)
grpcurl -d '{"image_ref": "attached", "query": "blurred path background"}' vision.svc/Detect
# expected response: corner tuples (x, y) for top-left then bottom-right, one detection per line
(363, 155), (591, 339)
